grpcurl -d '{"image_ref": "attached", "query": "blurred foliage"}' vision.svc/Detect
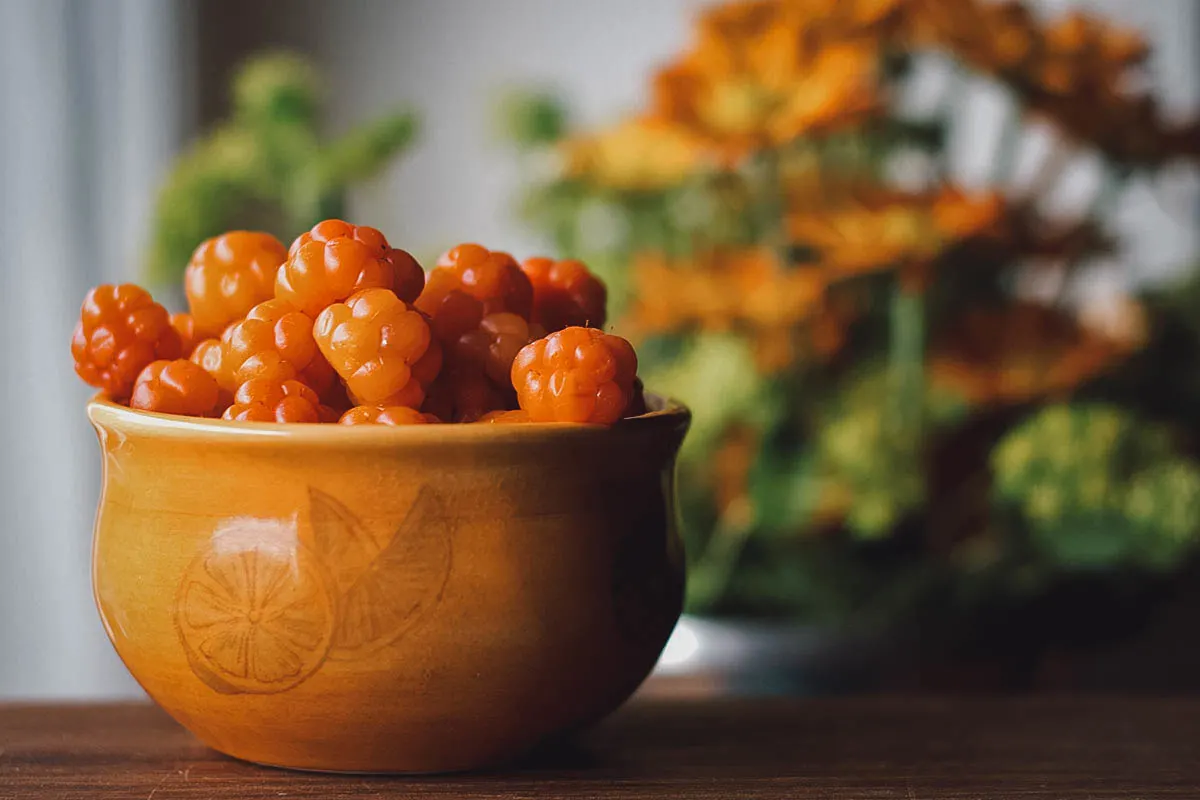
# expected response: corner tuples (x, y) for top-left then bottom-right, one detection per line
(993, 404), (1200, 572)
(148, 53), (417, 288)
(503, 0), (1200, 630)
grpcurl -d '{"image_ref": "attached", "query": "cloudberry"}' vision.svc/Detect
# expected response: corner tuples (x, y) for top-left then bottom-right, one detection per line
(190, 337), (225, 382)
(72, 284), (182, 398)
(314, 288), (434, 406)
(346, 337), (442, 409)
(423, 365), (508, 423)
(214, 299), (336, 398)
(129, 359), (221, 417)
(425, 289), (483, 344)
(339, 405), (439, 426)
(476, 409), (532, 424)
(171, 312), (198, 357)
(521, 257), (607, 331)
(288, 219), (426, 304)
(511, 327), (638, 424)
(276, 220), (398, 317)
(415, 244), (533, 320)
(223, 377), (323, 423)
(185, 231), (285, 337)
(454, 312), (545, 386)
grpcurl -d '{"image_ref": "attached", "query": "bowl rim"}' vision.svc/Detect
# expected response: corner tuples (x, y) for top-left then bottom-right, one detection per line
(86, 392), (690, 446)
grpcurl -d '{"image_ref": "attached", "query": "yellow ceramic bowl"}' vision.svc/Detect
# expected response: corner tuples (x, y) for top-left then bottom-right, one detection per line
(88, 395), (689, 773)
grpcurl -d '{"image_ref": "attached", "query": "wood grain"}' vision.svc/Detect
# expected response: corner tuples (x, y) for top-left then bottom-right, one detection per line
(2, 697), (1199, 799)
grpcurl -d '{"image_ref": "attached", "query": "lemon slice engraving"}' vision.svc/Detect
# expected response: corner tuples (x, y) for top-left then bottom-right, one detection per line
(304, 486), (454, 661)
(175, 521), (334, 694)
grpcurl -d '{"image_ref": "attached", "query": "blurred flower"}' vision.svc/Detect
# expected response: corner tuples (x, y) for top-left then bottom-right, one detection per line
(1034, 11), (1148, 97)
(905, 0), (1036, 76)
(652, 3), (882, 162)
(628, 248), (826, 336)
(628, 248), (846, 372)
(929, 303), (1140, 407)
(787, 185), (1004, 281)
(561, 115), (707, 192)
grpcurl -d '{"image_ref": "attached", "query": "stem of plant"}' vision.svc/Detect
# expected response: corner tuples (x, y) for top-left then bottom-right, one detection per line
(756, 147), (791, 269)
(888, 279), (926, 445)
(687, 500), (757, 611)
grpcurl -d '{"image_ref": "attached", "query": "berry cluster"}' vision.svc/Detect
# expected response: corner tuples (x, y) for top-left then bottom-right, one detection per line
(72, 222), (646, 426)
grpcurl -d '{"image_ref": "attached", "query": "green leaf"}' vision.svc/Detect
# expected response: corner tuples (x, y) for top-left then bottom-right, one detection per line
(496, 89), (569, 148)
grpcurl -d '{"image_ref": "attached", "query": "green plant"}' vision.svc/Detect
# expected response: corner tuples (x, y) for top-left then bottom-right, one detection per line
(148, 53), (417, 288)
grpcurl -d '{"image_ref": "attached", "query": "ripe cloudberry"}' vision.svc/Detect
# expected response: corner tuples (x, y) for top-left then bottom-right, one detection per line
(129, 359), (221, 417)
(72, 284), (182, 398)
(426, 289), (484, 346)
(521, 257), (607, 331)
(476, 409), (531, 424)
(511, 326), (638, 424)
(423, 365), (508, 423)
(454, 312), (545, 386)
(223, 377), (324, 423)
(288, 219), (426, 304)
(415, 244), (533, 321)
(171, 312), (198, 357)
(276, 220), (399, 317)
(185, 231), (285, 337)
(339, 405), (439, 426)
(314, 288), (434, 406)
(214, 299), (336, 399)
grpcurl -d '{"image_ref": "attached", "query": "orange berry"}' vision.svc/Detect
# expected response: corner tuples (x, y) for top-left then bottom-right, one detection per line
(511, 327), (638, 424)
(171, 313), (199, 357)
(276, 220), (398, 317)
(338, 405), (439, 426)
(423, 365), (508, 423)
(184, 231), (285, 337)
(222, 377), (322, 423)
(387, 247), (427, 306)
(314, 288), (434, 406)
(476, 409), (532, 424)
(129, 359), (221, 417)
(190, 337), (225, 380)
(217, 299), (336, 398)
(72, 284), (182, 398)
(415, 244), (533, 320)
(346, 338), (442, 410)
(521, 257), (607, 331)
(455, 312), (545, 387)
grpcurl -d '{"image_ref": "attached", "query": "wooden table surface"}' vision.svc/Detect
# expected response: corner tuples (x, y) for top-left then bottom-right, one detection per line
(2, 696), (1199, 799)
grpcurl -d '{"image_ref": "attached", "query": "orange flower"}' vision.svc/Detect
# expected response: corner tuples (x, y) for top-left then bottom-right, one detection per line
(652, 6), (882, 162)
(628, 249), (826, 337)
(561, 116), (705, 191)
(787, 185), (1004, 280)
(929, 303), (1139, 407)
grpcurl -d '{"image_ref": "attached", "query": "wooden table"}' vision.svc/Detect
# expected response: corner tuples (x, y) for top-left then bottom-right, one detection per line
(2, 697), (1199, 798)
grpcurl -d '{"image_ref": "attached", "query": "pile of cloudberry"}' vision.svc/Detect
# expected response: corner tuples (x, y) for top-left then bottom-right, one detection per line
(72, 221), (645, 426)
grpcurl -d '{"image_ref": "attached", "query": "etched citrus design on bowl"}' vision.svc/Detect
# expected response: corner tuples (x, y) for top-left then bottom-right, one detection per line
(305, 486), (453, 661)
(175, 519), (334, 694)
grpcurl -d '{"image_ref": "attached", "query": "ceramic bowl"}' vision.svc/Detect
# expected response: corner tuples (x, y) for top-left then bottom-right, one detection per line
(87, 395), (689, 773)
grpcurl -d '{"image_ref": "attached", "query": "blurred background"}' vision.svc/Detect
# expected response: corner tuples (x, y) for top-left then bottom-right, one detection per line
(1, 0), (1197, 698)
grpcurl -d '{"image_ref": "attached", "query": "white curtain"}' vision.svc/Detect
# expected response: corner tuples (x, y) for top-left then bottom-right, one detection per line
(0, 0), (189, 699)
